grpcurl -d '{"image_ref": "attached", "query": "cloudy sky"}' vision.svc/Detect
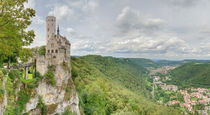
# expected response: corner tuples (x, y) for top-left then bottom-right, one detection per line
(26, 0), (210, 60)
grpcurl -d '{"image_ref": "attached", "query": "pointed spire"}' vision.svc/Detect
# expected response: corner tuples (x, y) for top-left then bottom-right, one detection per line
(57, 25), (60, 35)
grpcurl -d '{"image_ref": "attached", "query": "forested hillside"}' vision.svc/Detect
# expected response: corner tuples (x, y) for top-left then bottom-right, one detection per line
(128, 58), (159, 69)
(169, 62), (210, 88)
(154, 59), (210, 66)
(71, 55), (182, 115)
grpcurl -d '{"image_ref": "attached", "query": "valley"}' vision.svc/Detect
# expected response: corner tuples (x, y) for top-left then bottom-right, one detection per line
(150, 65), (210, 115)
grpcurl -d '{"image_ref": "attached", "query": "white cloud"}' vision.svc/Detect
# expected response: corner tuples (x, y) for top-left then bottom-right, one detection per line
(24, 0), (35, 8)
(48, 5), (75, 22)
(68, 7), (193, 58)
(30, 0), (210, 59)
(66, 27), (91, 39)
(67, 0), (98, 12)
(100, 7), (192, 58)
(32, 16), (45, 25)
(66, 28), (76, 35)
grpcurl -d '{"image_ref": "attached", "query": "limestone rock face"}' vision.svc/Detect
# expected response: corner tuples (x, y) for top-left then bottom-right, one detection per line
(25, 65), (80, 115)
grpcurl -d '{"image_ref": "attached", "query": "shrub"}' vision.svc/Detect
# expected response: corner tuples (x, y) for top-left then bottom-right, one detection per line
(8, 69), (20, 81)
(38, 46), (46, 56)
(2, 69), (9, 75)
(16, 89), (31, 114)
(62, 108), (77, 115)
(0, 88), (5, 95)
(37, 96), (47, 115)
(62, 61), (69, 71)
(0, 88), (4, 104)
(33, 71), (43, 80)
(48, 65), (56, 71)
(44, 70), (56, 86)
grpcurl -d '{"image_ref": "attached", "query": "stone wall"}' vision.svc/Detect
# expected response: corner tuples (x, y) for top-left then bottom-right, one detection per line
(36, 55), (47, 75)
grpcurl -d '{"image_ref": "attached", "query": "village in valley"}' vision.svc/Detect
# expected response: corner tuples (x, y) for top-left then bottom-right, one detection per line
(150, 66), (210, 115)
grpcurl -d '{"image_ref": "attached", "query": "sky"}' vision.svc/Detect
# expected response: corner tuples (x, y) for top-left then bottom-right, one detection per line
(25, 0), (210, 60)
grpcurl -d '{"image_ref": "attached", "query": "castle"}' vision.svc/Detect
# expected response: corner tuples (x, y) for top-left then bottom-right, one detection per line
(25, 16), (80, 115)
(36, 16), (71, 75)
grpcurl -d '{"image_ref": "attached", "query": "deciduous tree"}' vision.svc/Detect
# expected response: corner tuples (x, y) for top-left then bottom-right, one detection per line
(0, 0), (35, 67)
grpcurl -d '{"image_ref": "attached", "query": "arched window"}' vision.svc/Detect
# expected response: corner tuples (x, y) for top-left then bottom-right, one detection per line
(48, 50), (50, 53)
(56, 50), (58, 53)
(51, 50), (54, 53)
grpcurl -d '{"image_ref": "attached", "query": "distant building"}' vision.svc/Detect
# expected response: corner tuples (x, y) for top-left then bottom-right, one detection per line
(161, 84), (178, 92)
(168, 100), (180, 105)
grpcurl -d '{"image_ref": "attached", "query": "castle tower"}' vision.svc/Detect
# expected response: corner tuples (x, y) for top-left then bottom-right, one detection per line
(46, 16), (56, 44)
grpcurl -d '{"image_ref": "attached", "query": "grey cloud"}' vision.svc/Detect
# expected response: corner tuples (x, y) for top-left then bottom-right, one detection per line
(104, 36), (189, 54)
(116, 7), (166, 35)
(160, 0), (197, 7)
(28, 0), (210, 59)
(64, 0), (98, 14)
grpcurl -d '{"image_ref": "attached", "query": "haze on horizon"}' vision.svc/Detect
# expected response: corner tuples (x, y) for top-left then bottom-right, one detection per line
(26, 0), (210, 60)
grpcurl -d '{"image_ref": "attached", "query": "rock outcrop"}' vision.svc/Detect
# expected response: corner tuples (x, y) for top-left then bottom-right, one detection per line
(25, 65), (80, 115)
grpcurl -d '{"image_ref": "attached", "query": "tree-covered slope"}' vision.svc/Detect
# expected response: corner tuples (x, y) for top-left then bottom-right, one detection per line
(71, 55), (182, 115)
(154, 59), (210, 66)
(128, 58), (159, 69)
(169, 62), (210, 88)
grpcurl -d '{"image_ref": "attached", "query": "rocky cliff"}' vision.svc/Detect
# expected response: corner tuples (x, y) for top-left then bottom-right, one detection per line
(0, 61), (80, 115)
(25, 64), (80, 115)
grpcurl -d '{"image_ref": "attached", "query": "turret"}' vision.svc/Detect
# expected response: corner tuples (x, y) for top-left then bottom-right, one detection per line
(57, 25), (60, 35)
(46, 16), (56, 44)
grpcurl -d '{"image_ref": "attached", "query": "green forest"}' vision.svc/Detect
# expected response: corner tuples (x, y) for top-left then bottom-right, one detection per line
(169, 62), (210, 89)
(71, 55), (182, 115)
(0, 0), (186, 114)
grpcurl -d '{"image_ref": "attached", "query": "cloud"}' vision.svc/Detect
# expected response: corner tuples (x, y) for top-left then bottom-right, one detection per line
(116, 7), (166, 35)
(66, 27), (91, 39)
(48, 5), (74, 22)
(160, 0), (197, 7)
(71, 40), (99, 55)
(104, 35), (189, 55)
(30, 0), (210, 59)
(32, 16), (45, 25)
(198, 25), (210, 34)
(68, 7), (192, 58)
(101, 7), (192, 58)
(67, 0), (98, 12)
(24, 0), (35, 8)
(66, 28), (76, 35)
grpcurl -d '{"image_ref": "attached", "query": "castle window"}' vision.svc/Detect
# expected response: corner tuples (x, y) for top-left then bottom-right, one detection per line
(56, 50), (58, 53)
(53, 56), (56, 58)
(52, 50), (54, 53)
(48, 50), (50, 53)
